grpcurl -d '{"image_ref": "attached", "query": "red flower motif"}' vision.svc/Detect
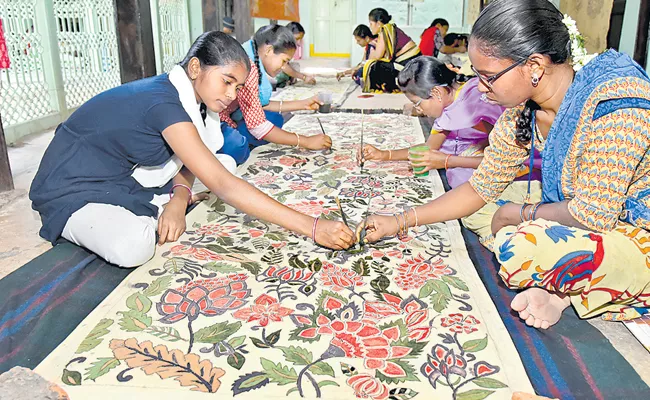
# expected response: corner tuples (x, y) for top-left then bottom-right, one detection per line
(395, 255), (453, 290)
(289, 182), (312, 191)
(263, 266), (315, 282)
(421, 344), (468, 389)
(319, 262), (365, 292)
(371, 243), (407, 260)
(346, 374), (389, 400)
(232, 294), (293, 327)
(333, 154), (351, 162)
(157, 274), (251, 323)
(169, 245), (223, 261)
(287, 200), (338, 216)
(252, 174), (278, 186)
(440, 314), (481, 334)
(248, 229), (264, 238)
(195, 224), (237, 237)
(279, 156), (306, 167)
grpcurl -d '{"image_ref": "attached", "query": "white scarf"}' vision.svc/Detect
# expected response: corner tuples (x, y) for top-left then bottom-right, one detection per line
(131, 65), (236, 191)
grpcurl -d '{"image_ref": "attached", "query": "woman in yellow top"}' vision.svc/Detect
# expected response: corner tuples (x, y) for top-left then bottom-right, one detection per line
(362, 0), (650, 328)
(362, 8), (421, 93)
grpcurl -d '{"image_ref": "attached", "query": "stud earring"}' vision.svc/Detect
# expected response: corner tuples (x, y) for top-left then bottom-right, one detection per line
(532, 73), (540, 87)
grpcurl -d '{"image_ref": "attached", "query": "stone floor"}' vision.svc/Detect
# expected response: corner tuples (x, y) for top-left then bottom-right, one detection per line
(0, 57), (649, 387)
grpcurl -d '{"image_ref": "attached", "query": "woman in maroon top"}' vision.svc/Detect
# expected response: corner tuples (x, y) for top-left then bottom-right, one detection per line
(362, 8), (421, 93)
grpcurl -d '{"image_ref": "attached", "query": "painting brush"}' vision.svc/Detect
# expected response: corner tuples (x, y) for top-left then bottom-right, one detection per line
(317, 117), (333, 154)
(334, 196), (350, 228)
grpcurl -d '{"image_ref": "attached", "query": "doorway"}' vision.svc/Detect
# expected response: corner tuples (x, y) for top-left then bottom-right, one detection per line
(311, 0), (353, 58)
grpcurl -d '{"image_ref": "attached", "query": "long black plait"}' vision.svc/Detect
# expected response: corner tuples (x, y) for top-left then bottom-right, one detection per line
(252, 39), (262, 86)
(515, 99), (541, 146)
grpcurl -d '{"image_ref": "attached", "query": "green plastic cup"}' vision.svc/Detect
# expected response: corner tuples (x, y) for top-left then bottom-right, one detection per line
(409, 145), (430, 177)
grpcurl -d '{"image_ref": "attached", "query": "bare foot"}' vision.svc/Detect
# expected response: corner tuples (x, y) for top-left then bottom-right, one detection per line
(511, 288), (571, 329)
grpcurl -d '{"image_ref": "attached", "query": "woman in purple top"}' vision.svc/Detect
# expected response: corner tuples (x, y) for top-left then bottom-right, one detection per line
(360, 57), (541, 248)
(361, 57), (525, 187)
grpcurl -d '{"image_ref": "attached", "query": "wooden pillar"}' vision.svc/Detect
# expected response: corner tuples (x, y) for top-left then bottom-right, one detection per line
(634, 0), (650, 68)
(114, 0), (157, 83)
(202, 0), (219, 31)
(233, 0), (253, 43)
(0, 114), (14, 193)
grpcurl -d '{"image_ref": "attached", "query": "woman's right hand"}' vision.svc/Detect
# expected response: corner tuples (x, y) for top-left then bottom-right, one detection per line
(357, 144), (388, 164)
(315, 219), (355, 250)
(360, 215), (399, 243)
(302, 133), (333, 150)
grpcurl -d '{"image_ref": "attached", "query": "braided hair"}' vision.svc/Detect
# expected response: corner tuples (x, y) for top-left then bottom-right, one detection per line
(470, 0), (570, 146)
(397, 56), (470, 100)
(252, 25), (297, 86)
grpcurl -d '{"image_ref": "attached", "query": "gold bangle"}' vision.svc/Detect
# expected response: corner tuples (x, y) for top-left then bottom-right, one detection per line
(294, 132), (300, 148)
(413, 208), (419, 230)
(279, 100), (283, 114)
(388, 150), (392, 160)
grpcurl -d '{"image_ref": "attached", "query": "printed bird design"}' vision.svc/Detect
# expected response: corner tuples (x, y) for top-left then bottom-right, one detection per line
(543, 233), (605, 292)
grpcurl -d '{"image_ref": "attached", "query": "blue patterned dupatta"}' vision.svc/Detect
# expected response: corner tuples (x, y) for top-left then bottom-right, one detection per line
(541, 50), (650, 225)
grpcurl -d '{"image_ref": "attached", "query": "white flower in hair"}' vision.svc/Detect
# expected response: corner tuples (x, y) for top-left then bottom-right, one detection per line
(562, 14), (599, 71)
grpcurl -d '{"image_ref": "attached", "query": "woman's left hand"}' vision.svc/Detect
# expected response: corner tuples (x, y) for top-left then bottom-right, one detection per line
(302, 95), (323, 110)
(491, 202), (523, 236)
(158, 193), (209, 245)
(408, 148), (448, 172)
(303, 74), (317, 85)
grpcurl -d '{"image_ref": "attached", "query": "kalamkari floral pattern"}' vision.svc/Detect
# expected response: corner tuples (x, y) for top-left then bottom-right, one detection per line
(36, 113), (531, 399)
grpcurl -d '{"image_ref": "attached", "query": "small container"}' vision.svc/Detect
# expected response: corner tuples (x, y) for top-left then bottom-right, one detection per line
(318, 91), (333, 113)
(409, 145), (430, 177)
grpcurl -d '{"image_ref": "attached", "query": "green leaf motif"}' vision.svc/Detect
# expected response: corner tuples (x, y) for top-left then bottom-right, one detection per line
(318, 380), (340, 388)
(75, 318), (113, 354)
(261, 249), (284, 265)
(228, 335), (247, 349)
(378, 320), (409, 339)
(462, 336), (488, 353)
(265, 232), (288, 242)
(163, 258), (189, 274)
(126, 292), (152, 313)
(251, 337), (271, 349)
(371, 275), (390, 292)
(240, 261), (262, 275)
(388, 387), (419, 400)
(202, 262), (242, 274)
(472, 377), (508, 389)
(228, 352), (246, 370)
(308, 258), (323, 272)
(310, 362), (335, 377)
(430, 279), (452, 297)
(315, 290), (348, 309)
(142, 276), (173, 297)
(418, 280), (436, 298)
(61, 369), (82, 386)
(194, 321), (242, 344)
(85, 357), (120, 381)
(340, 362), (358, 377)
(145, 325), (186, 342)
(442, 275), (470, 292)
(211, 198), (226, 212)
(456, 389), (495, 400)
(375, 360), (419, 384)
(260, 358), (299, 385)
(352, 258), (370, 277)
(266, 330), (281, 345)
(279, 345), (313, 366)
(232, 372), (270, 395)
(289, 255), (308, 269)
(430, 293), (451, 313)
(214, 236), (235, 247)
(205, 244), (230, 254)
(118, 310), (152, 332)
(286, 387), (300, 396)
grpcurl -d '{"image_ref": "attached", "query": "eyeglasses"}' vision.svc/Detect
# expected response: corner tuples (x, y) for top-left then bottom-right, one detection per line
(412, 98), (424, 112)
(471, 59), (526, 90)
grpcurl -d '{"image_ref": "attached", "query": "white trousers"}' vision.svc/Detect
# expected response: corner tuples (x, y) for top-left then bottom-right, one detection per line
(61, 155), (238, 268)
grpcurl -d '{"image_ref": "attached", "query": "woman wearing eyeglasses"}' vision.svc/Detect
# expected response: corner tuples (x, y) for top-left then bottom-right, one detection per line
(361, 0), (650, 329)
